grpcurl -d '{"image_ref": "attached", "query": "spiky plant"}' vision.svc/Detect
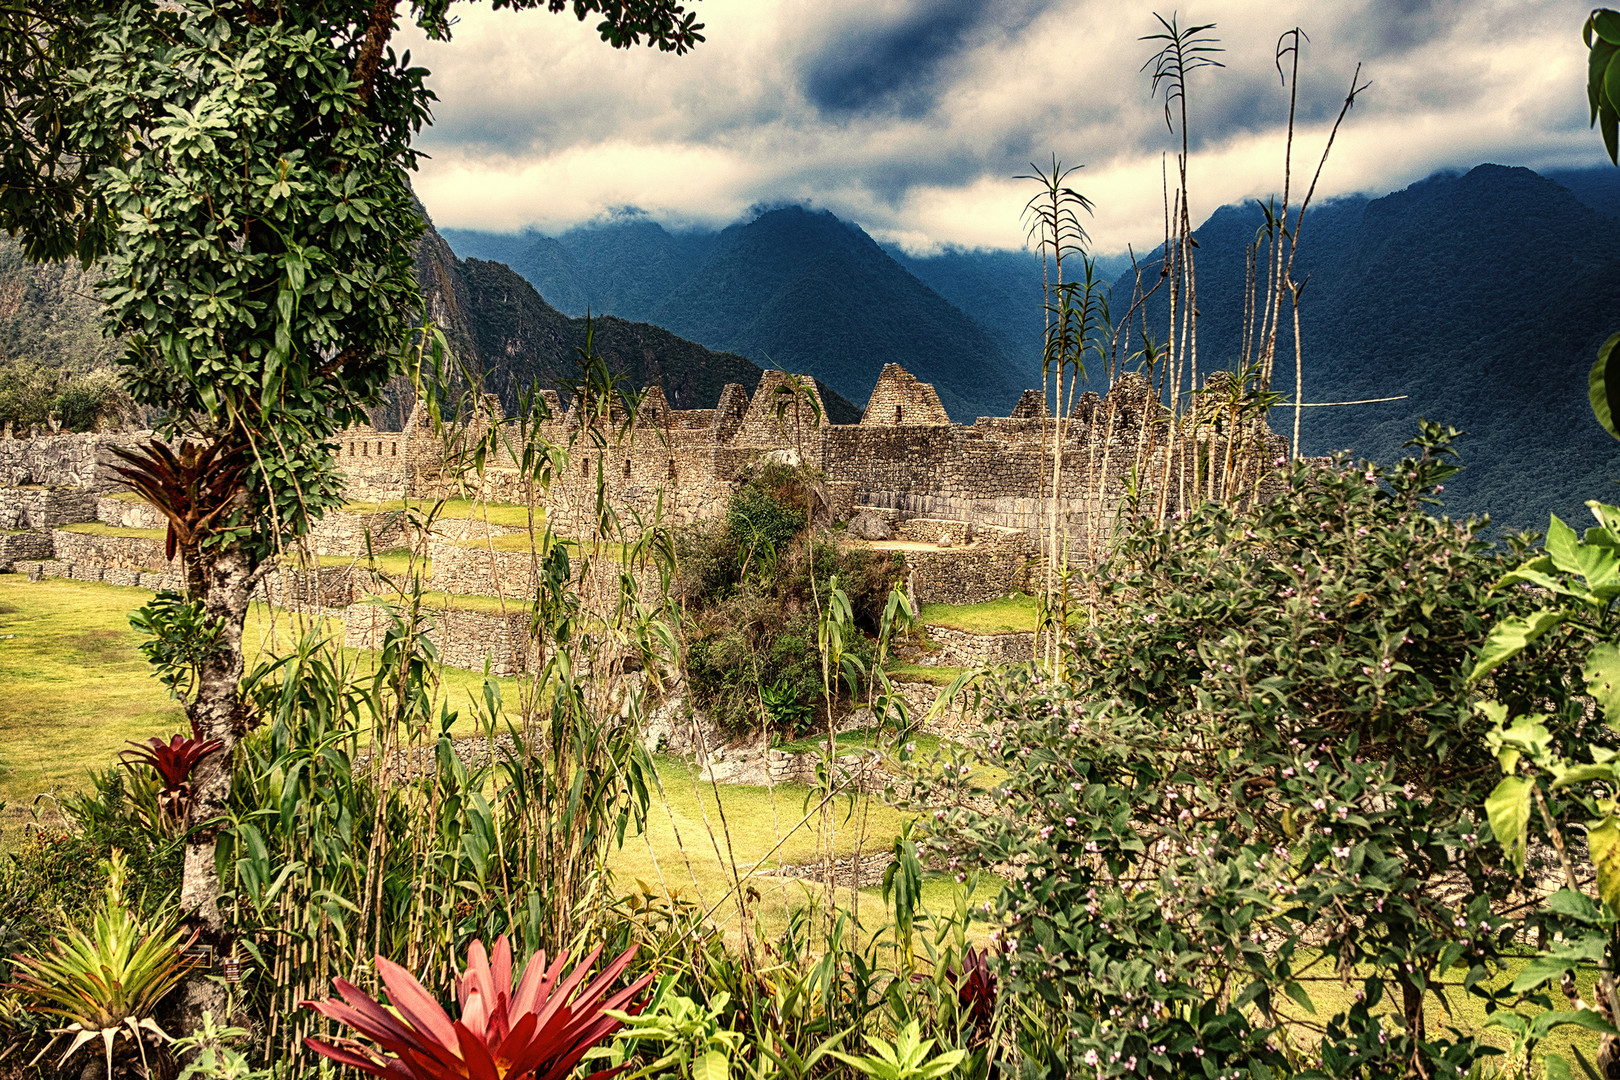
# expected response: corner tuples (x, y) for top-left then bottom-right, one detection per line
(108, 437), (247, 563)
(120, 723), (224, 830)
(4, 849), (193, 1076)
(303, 936), (653, 1080)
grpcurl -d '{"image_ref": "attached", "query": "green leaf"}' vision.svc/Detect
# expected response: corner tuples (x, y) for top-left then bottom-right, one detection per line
(694, 1050), (730, 1080)
(1282, 980), (1315, 1015)
(1512, 946), (1600, 993)
(1590, 331), (1620, 438)
(1469, 610), (1568, 681)
(1590, 817), (1620, 909)
(1548, 515), (1583, 574)
(1486, 775), (1533, 876)
(1549, 887), (1605, 925)
(1553, 763), (1618, 791)
(1595, 10), (1620, 45)
(1587, 643), (1620, 727)
(1548, 1053), (1574, 1080)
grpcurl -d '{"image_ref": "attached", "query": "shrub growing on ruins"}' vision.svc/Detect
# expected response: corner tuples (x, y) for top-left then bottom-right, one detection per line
(679, 461), (901, 734)
(920, 424), (1588, 1079)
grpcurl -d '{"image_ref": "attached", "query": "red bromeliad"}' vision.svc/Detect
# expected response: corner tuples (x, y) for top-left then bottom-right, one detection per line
(121, 725), (224, 796)
(302, 937), (652, 1080)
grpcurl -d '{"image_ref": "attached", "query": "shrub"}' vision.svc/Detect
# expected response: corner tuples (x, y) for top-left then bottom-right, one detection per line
(678, 462), (900, 734)
(922, 425), (1579, 1079)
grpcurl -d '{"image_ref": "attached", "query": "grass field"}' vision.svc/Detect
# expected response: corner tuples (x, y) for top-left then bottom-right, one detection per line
(919, 593), (1039, 634)
(342, 497), (544, 529)
(0, 576), (935, 937)
(56, 522), (166, 540)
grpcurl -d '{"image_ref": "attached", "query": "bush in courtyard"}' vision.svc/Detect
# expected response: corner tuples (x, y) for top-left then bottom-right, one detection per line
(679, 461), (901, 734)
(922, 424), (1585, 1079)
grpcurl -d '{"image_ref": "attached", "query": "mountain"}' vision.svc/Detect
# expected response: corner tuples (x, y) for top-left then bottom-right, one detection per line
(415, 219), (861, 425)
(0, 236), (121, 371)
(641, 207), (1028, 420)
(443, 209), (1041, 421)
(1113, 164), (1620, 534)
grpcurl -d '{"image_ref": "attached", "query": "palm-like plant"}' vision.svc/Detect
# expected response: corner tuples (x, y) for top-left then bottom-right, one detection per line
(303, 936), (653, 1080)
(109, 436), (247, 562)
(4, 849), (193, 1076)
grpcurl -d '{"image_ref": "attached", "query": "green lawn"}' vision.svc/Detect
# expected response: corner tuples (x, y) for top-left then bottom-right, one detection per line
(0, 579), (931, 926)
(56, 522), (166, 540)
(342, 497), (543, 529)
(0, 577), (523, 835)
(298, 547), (425, 577)
(919, 593), (1039, 634)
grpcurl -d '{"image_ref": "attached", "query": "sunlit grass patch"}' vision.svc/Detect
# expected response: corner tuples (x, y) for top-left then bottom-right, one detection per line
(919, 593), (1039, 634)
(56, 522), (166, 540)
(0, 577), (523, 833)
(341, 497), (543, 529)
(887, 662), (968, 686)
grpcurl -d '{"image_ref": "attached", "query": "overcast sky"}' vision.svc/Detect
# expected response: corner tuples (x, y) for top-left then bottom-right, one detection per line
(402, 0), (1606, 255)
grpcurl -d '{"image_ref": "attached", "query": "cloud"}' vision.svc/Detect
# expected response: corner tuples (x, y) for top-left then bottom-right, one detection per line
(402, 0), (1607, 254)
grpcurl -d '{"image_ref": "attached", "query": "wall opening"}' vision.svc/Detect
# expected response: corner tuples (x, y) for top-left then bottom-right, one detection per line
(894, 405), (902, 424)
(623, 457), (632, 478)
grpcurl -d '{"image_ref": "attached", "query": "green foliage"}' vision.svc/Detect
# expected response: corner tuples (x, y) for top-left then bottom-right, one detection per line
(919, 426), (1570, 1079)
(1587, 10), (1620, 165)
(679, 461), (901, 734)
(169, 1012), (270, 1080)
(1469, 499), (1620, 1071)
(829, 1020), (967, 1080)
(5, 849), (190, 1076)
(128, 591), (224, 701)
(0, 358), (128, 432)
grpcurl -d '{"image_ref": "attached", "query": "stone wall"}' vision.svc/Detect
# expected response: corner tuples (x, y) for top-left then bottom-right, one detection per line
(343, 601), (533, 675)
(1, 487), (97, 530)
(0, 431), (148, 490)
(918, 625), (1040, 667)
(13, 557), (182, 591)
(0, 531), (53, 571)
(899, 524), (1031, 604)
(308, 509), (409, 557)
(96, 495), (167, 530)
(50, 528), (170, 571)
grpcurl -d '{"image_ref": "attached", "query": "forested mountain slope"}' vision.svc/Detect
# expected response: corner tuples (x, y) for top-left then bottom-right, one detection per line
(444, 208), (1038, 421)
(1113, 164), (1620, 533)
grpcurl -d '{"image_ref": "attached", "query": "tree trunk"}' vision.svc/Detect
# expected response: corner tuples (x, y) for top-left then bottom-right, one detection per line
(175, 538), (262, 1028)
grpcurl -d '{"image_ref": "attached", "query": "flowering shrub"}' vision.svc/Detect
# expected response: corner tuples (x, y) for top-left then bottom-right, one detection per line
(924, 425), (1584, 1079)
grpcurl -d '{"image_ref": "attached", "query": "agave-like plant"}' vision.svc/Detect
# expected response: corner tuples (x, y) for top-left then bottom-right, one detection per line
(4, 850), (194, 1076)
(303, 936), (653, 1080)
(120, 722), (223, 828)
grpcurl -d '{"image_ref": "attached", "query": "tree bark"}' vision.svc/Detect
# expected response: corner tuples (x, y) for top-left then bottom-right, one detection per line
(174, 537), (263, 1028)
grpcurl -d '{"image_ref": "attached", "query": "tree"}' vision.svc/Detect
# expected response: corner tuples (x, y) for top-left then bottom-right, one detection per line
(1584, 9), (1620, 438)
(0, 0), (703, 1027)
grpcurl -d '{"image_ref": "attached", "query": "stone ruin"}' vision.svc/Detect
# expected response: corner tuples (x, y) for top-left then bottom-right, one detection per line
(0, 363), (1288, 676)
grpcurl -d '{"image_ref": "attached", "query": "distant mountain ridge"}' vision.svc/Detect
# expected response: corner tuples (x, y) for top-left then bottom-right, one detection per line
(1112, 163), (1620, 533)
(414, 216), (862, 426)
(444, 208), (1041, 421)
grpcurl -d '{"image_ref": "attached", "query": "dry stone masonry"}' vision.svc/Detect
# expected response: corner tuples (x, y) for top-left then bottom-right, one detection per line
(0, 364), (1288, 694)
